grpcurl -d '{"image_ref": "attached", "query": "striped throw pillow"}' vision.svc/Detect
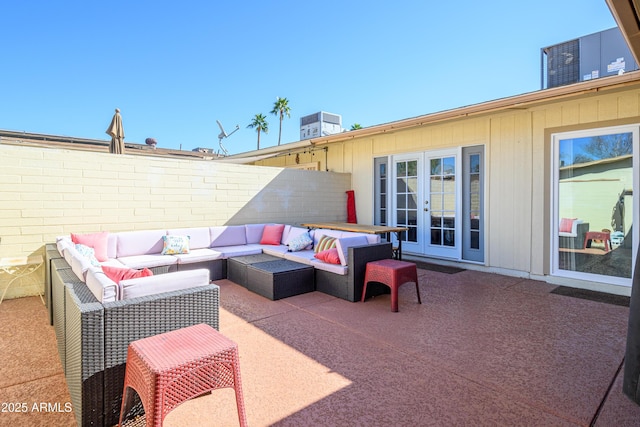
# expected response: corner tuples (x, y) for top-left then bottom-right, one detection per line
(314, 235), (337, 253)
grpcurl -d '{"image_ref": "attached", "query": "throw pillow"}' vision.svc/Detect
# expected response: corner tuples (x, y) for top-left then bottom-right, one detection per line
(74, 244), (101, 267)
(314, 235), (337, 253)
(559, 218), (576, 233)
(102, 265), (153, 283)
(335, 236), (369, 266)
(260, 224), (285, 245)
(288, 232), (313, 252)
(71, 231), (109, 262)
(314, 248), (341, 264)
(161, 235), (190, 255)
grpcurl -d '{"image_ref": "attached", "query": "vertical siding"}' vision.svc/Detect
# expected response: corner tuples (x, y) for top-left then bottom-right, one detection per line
(488, 113), (533, 272)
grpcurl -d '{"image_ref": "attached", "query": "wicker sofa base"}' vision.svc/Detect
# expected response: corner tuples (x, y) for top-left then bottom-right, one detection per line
(51, 258), (220, 427)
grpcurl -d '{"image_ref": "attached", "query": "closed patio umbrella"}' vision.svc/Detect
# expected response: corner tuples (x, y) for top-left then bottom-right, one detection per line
(106, 108), (125, 154)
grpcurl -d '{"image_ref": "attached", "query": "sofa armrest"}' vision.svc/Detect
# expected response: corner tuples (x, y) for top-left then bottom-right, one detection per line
(576, 222), (589, 242)
(63, 277), (220, 426)
(101, 283), (220, 425)
(347, 242), (393, 302)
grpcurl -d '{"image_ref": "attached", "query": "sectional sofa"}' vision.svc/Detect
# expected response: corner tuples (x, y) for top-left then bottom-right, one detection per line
(49, 222), (391, 426)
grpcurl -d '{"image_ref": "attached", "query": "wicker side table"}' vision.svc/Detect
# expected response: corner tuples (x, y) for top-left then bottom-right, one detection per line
(361, 259), (422, 312)
(118, 323), (247, 427)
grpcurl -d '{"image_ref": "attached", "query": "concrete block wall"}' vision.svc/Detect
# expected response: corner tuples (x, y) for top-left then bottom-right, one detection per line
(0, 144), (351, 300)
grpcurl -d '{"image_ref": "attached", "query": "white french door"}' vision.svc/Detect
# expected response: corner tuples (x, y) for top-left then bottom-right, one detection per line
(424, 149), (460, 258)
(391, 148), (466, 260)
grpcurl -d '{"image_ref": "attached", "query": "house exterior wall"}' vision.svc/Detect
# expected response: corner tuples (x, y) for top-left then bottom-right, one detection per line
(255, 82), (640, 295)
(0, 144), (351, 299)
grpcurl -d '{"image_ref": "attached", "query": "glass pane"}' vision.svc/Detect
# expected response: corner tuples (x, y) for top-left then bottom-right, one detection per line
(470, 213), (480, 230)
(407, 177), (418, 194)
(397, 162), (406, 176)
(408, 210), (417, 225)
(443, 194), (456, 211)
(380, 163), (386, 176)
(430, 159), (441, 175)
(431, 228), (441, 245)
(470, 154), (480, 173)
(443, 157), (455, 175)
(443, 215), (455, 229)
(431, 215), (442, 228)
(470, 230), (480, 249)
(380, 195), (386, 208)
(557, 131), (633, 279)
(430, 175), (442, 193)
(397, 194), (406, 209)
(408, 226), (417, 242)
(397, 210), (406, 225)
(443, 229), (455, 246)
(408, 193), (417, 209)
(431, 195), (442, 211)
(408, 160), (417, 176)
(397, 178), (407, 193)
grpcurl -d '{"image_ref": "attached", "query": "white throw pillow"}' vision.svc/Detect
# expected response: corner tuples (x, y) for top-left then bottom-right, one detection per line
(288, 232), (313, 252)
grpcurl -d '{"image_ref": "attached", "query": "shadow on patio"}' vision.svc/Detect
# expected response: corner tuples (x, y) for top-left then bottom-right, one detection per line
(2, 267), (640, 426)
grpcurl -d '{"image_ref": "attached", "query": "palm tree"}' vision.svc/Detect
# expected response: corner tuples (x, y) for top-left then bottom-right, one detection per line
(350, 123), (362, 130)
(270, 97), (291, 146)
(247, 114), (269, 150)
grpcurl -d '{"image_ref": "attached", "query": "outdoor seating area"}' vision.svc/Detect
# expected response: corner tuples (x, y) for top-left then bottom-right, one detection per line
(2, 266), (640, 426)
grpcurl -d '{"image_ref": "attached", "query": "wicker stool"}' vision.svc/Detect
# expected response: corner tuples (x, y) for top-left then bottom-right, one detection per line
(118, 323), (247, 427)
(361, 259), (422, 312)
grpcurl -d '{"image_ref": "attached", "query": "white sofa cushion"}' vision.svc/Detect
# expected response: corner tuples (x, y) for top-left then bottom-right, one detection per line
(167, 227), (211, 250)
(335, 236), (370, 266)
(67, 245), (94, 282)
(260, 245), (290, 257)
(119, 268), (210, 300)
(213, 244), (263, 259)
(284, 250), (317, 265)
(210, 225), (247, 247)
(311, 259), (348, 275)
(107, 233), (118, 259)
(173, 248), (224, 264)
(116, 229), (166, 257)
(117, 254), (178, 269)
(85, 267), (118, 303)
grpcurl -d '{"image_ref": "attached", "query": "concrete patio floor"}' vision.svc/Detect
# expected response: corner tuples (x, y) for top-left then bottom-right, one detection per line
(2, 267), (640, 426)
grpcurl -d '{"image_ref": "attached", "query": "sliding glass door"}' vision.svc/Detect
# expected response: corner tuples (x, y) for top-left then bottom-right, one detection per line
(551, 125), (638, 285)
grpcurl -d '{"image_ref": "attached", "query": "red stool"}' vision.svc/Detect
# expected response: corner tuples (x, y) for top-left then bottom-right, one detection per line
(361, 259), (422, 312)
(118, 323), (248, 427)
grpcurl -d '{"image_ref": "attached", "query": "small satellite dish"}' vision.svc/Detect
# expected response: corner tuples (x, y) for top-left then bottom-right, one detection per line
(216, 120), (239, 155)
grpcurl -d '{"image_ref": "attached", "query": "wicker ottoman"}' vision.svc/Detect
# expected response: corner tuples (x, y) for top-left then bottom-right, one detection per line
(227, 254), (280, 287)
(246, 259), (315, 300)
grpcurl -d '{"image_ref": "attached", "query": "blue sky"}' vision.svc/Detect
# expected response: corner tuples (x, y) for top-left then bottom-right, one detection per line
(0, 1), (617, 155)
